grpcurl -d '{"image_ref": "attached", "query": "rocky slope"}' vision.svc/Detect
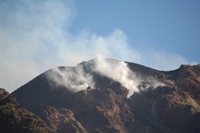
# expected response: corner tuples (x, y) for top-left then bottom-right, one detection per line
(0, 88), (54, 133)
(8, 59), (200, 133)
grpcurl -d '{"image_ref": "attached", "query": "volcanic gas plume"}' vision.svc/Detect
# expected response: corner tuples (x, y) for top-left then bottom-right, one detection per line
(46, 56), (164, 98)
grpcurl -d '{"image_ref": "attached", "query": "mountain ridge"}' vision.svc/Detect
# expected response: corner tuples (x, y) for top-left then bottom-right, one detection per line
(3, 58), (200, 132)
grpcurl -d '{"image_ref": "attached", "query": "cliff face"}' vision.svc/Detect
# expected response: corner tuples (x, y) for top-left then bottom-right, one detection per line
(9, 59), (200, 133)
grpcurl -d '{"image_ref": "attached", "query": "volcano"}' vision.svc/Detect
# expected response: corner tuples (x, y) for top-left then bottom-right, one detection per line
(1, 58), (200, 133)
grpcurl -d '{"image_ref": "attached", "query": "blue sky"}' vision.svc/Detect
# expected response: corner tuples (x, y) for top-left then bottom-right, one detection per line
(0, 0), (199, 92)
(72, 0), (200, 62)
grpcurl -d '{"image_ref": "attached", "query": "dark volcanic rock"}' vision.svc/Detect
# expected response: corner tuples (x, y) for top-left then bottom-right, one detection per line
(129, 64), (200, 133)
(11, 72), (75, 117)
(0, 88), (9, 100)
(11, 59), (200, 133)
(0, 92), (53, 133)
(71, 88), (134, 133)
(43, 106), (87, 133)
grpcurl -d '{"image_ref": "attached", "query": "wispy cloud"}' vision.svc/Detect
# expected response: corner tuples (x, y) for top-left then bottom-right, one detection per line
(0, 0), (196, 92)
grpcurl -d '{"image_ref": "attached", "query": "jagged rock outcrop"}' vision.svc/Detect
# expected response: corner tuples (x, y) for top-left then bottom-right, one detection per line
(0, 88), (9, 100)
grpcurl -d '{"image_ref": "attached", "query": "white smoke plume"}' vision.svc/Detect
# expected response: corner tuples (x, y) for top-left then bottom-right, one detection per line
(94, 55), (165, 98)
(94, 55), (140, 98)
(0, 0), (194, 92)
(46, 55), (164, 98)
(46, 65), (94, 92)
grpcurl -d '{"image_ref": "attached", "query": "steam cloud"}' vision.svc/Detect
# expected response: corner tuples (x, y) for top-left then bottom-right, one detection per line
(47, 65), (94, 92)
(0, 0), (195, 92)
(94, 55), (140, 98)
(47, 55), (165, 98)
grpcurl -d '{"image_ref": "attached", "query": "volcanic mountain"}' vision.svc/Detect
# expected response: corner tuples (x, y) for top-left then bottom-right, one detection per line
(2, 58), (200, 133)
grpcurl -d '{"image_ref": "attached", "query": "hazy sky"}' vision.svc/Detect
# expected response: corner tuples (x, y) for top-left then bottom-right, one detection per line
(0, 0), (199, 92)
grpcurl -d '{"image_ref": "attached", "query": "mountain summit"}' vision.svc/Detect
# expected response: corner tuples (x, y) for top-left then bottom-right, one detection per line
(9, 58), (200, 133)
